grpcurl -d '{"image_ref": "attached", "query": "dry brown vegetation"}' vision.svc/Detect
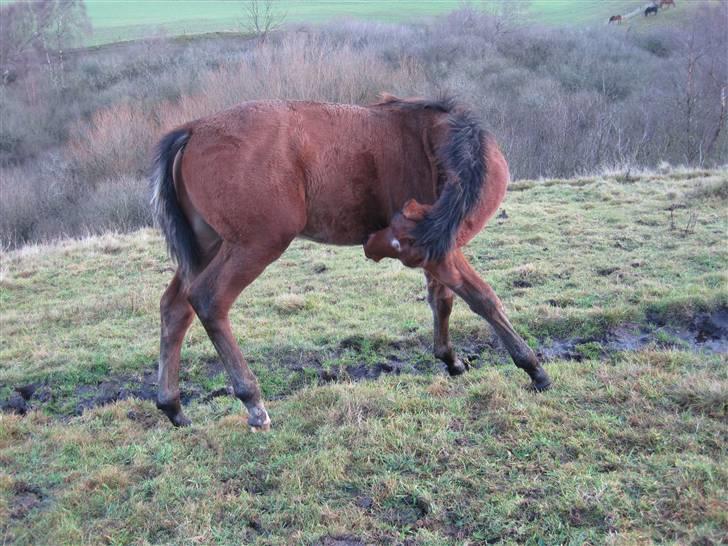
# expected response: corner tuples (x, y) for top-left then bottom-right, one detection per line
(0, 3), (726, 248)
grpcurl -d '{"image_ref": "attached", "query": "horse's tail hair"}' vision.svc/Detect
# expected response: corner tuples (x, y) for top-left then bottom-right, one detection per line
(150, 129), (199, 277)
(412, 109), (487, 262)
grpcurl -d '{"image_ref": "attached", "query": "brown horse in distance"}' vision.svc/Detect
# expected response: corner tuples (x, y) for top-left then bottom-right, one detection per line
(151, 95), (552, 430)
(659, 0), (675, 7)
(608, 15), (623, 24)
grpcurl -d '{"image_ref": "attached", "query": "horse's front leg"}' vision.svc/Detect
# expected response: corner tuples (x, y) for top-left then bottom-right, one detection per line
(424, 272), (467, 376)
(427, 251), (552, 391)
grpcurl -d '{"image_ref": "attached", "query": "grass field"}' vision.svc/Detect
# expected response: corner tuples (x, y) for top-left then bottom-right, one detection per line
(81, 0), (694, 45)
(1, 168), (727, 543)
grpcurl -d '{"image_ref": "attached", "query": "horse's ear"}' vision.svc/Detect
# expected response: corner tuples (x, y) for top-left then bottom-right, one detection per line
(401, 199), (431, 221)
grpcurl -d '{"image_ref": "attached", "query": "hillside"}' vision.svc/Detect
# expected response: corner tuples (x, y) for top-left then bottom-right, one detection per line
(1, 169), (727, 544)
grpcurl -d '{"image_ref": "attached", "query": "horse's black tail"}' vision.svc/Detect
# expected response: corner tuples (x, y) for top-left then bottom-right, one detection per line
(150, 129), (199, 278)
(411, 109), (488, 262)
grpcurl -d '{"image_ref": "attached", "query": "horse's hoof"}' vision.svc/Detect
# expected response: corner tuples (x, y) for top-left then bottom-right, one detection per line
(248, 408), (271, 432)
(527, 379), (552, 392)
(157, 399), (191, 427)
(525, 372), (552, 392)
(171, 413), (192, 427)
(525, 367), (551, 392)
(447, 358), (468, 377)
(250, 421), (271, 433)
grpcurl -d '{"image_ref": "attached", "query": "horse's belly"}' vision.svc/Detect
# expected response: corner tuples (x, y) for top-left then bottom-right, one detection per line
(300, 169), (391, 245)
(300, 203), (386, 245)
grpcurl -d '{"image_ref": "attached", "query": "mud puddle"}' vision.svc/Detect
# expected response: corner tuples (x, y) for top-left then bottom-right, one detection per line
(538, 307), (728, 361)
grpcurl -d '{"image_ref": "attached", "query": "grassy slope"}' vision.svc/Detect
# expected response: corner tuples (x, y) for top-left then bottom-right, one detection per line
(1, 169), (727, 544)
(82, 0), (695, 45)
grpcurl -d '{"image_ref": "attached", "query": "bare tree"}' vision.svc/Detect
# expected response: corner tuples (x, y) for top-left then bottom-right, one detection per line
(240, 0), (286, 42)
(0, 0), (90, 84)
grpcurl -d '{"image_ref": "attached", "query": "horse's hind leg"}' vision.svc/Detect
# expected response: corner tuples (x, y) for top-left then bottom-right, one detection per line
(157, 271), (196, 426)
(428, 251), (552, 391)
(425, 272), (467, 376)
(187, 240), (291, 431)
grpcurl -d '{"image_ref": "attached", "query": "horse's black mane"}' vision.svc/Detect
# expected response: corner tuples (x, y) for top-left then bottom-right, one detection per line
(374, 94), (488, 262)
(373, 93), (457, 113)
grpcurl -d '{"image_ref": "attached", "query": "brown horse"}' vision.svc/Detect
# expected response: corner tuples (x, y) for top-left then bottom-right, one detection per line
(608, 15), (623, 24)
(151, 95), (552, 430)
(659, 0), (675, 7)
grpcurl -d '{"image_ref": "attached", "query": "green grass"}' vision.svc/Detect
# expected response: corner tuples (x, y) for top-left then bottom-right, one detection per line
(80, 0), (701, 46)
(1, 168), (727, 543)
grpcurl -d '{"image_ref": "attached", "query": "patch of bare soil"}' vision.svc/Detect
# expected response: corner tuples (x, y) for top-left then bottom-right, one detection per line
(538, 307), (728, 361)
(9, 481), (45, 520)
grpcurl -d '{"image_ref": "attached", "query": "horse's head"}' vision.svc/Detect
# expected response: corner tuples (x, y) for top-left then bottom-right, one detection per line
(364, 199), (432, 267)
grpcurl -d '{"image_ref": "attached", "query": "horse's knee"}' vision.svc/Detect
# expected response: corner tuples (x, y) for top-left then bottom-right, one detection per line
(427, 280), (454, 310)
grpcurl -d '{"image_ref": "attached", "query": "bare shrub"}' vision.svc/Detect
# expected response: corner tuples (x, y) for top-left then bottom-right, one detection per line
(78, 175), (151, 233)
(0, 164), (150, 248)
(67, 102), (158, 182)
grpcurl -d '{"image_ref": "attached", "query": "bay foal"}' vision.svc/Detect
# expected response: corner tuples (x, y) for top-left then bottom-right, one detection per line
(151, 96), (551, 430)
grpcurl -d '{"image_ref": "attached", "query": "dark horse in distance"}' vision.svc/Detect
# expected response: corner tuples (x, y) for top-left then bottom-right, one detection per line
(151, 96), (552, 430)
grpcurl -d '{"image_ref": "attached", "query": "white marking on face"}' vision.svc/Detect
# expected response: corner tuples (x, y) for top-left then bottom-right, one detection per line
(391, 238), (401, 252)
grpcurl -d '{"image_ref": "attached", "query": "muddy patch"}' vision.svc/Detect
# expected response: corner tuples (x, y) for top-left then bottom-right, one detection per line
(0, 383), (48, 415)
(73, 371), (159, 415)
(9, 481), (45, 519)
(1, 368), (206, 418)
(539, 308), (728, 361)
(264, 335), (448, 394)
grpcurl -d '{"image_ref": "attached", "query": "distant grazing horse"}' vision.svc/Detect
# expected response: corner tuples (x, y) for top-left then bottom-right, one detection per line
(645, 5), (658, 16)
(659, 0), (675, 7)
(608, 15), (623, 24)
(150, 96), (552, 430)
